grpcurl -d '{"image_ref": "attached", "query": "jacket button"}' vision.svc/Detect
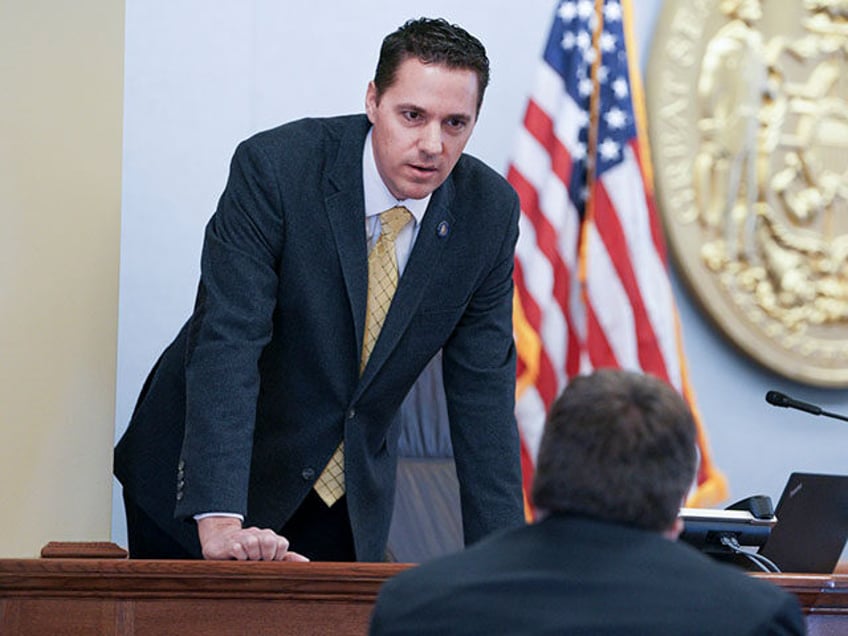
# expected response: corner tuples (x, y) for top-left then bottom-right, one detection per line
(302, 467), (315, 481)
(176, 491), (184, 501)
(347, 408), (355, 419)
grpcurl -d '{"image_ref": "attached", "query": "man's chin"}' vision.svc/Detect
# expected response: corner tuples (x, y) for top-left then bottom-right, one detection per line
(399, 175), (446, 200)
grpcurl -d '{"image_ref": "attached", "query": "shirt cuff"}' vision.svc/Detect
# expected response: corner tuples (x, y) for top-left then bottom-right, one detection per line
(193, 512), (245, 522)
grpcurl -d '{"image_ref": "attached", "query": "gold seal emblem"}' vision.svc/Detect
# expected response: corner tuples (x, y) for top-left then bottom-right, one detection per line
(647, 0), (848, 387)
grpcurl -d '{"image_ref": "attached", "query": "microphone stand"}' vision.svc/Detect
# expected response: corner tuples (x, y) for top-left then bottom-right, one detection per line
(819, 409), (848, 423)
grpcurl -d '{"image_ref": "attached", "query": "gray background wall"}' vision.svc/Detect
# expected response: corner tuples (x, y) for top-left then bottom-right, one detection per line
(113, 0), (848, 550)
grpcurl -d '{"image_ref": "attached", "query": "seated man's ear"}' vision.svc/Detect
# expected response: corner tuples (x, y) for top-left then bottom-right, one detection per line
(664, 497), (687, 540)
(664, 516), (684, 541)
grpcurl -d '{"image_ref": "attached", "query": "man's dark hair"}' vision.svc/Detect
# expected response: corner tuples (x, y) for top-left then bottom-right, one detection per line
(374, 17), (490, 114)
(531, 369), (698, 532)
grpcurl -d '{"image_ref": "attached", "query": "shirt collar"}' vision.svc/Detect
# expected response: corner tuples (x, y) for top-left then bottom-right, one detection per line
(362, 128), (429, 224)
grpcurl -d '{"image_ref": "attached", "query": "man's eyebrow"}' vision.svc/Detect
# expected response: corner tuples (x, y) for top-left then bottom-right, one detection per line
(394, 103), (472, 122)
(395, 102), (423, 111)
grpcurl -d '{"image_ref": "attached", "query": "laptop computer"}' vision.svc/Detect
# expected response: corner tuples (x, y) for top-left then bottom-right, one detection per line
(757, 472), (848, 573)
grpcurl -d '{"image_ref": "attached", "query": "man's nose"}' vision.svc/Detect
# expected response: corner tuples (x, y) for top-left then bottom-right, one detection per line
(418, 122), (443, 156)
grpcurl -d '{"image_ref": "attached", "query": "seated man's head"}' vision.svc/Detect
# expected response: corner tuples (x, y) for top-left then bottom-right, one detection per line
(531, 369), (697, 537)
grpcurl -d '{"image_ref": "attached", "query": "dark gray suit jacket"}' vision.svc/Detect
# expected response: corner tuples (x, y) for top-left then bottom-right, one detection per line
(370, 514), (806, 635)
(114, 114), (525, 560)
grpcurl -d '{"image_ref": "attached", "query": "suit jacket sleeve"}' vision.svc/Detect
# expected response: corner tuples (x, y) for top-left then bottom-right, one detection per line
(443, 188), (525, 544)
(175, 137), (284, 518)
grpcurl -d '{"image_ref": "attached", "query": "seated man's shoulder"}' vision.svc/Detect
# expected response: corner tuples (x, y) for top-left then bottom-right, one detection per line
(659, 539), (805, 631)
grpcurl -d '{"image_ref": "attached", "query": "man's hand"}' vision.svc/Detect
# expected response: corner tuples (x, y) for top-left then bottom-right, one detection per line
(197, 516), (309, 561)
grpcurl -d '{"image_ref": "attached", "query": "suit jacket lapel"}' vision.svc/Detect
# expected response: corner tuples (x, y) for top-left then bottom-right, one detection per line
(324, 117), (371, 362)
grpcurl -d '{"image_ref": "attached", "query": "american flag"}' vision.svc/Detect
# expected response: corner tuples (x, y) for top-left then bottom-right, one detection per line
(510, 0), (727, 518)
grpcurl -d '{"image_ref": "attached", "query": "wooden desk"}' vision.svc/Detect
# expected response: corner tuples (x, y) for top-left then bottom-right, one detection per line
(1, 546), (846, 635)
(755, 573), (848, 636)
(0, 553), (408, 635)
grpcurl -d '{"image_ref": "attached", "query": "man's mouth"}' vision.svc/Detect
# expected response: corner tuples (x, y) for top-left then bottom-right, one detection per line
(409, 164), (438, 175)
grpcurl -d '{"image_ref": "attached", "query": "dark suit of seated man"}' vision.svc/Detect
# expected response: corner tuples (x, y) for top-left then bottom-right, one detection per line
(369, 369), (805, 635)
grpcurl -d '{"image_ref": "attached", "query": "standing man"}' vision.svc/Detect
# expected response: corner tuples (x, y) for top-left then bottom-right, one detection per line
(370, 369), (805, 635)
(114, 17), (525, 562)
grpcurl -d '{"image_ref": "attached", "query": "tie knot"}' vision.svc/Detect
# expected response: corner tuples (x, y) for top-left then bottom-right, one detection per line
(380, 206), (412, 241)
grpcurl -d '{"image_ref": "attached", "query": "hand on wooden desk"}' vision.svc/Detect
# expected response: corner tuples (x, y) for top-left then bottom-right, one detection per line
(197, 516), (309, 561)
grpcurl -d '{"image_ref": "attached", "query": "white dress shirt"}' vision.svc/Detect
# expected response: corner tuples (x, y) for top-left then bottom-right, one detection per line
(362, 129), (428, 271)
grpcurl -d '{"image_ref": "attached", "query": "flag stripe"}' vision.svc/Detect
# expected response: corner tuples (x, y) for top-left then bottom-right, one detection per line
(524, 101), (574, 186)
(510, 167), (580, 383)
(592, 176), (670, 380)
(603, 143), (679, 386)
(513, 255), (560, 407)
(583, 222), (639, 369)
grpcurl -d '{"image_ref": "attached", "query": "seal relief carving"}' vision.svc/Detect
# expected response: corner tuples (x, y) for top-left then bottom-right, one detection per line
(647, 0), (848, 386)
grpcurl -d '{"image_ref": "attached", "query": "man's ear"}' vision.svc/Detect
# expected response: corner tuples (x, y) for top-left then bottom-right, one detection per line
(365, 81), (378, 123)
(663, 515), (684, 541)
(664, 496), (687, 540)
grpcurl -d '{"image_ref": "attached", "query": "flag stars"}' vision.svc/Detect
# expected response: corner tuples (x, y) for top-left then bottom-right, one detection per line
(604, 0), (623, 22)
(577, 0), (594, 20)
(600, 31), (617, 53)
(604, 106), (627, 129)
(571, 141), (587, 161)
(599, 138), (621, 161)
(550, 0), (634, 173)
(558, 1), (577, 22)
(612, 77), (629, 99)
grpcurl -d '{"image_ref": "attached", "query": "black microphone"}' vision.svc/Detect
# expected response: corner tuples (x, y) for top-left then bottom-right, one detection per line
(765, 390), (848, 422)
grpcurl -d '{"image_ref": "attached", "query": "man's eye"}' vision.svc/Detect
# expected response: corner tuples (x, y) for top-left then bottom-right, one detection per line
(403, 111), (421, 121)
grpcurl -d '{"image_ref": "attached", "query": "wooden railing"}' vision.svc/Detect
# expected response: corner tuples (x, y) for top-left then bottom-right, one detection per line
(0, 543), (845, 635)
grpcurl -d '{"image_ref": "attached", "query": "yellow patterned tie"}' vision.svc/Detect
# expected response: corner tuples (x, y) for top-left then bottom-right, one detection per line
(313, 206), (413, 507)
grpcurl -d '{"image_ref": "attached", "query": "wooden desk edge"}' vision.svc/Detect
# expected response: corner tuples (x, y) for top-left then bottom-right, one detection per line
(1, 543), (845, 612)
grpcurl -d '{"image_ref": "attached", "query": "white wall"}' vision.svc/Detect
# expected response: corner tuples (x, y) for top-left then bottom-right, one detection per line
(114, 0), (848, 548)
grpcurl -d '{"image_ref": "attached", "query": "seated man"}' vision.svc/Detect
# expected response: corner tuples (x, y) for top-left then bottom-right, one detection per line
(369, 369), (805, 635)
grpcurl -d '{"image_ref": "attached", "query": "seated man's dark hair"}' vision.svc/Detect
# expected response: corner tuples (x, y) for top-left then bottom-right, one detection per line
(531, 369), (698, 532)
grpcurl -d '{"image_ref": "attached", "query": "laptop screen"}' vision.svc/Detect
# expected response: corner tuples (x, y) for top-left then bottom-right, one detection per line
(758, 472), (848, 574)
